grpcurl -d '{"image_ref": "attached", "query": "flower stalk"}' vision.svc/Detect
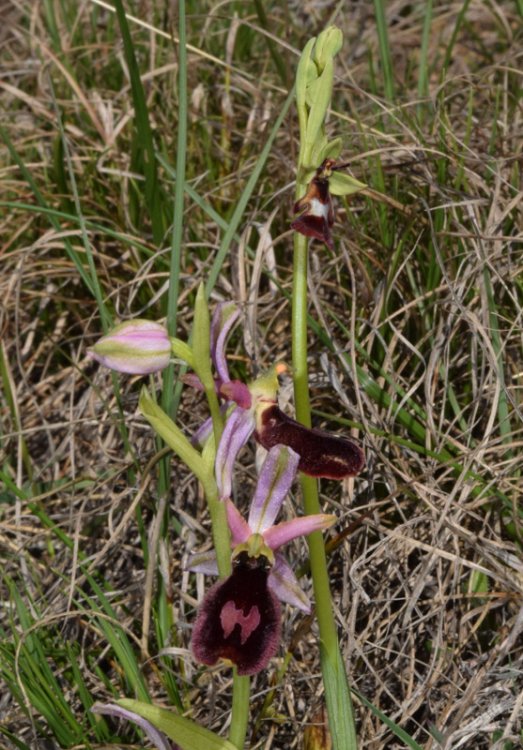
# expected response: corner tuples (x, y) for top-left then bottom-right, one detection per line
(292, 27), (360, 750)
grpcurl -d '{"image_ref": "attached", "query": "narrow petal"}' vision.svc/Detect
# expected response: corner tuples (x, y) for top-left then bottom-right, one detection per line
(91, 703), (172, 750)
(268, 554), (311, 613)
(192, 555), (281, 675)
(263, 514), (335, 551)
(248, 445), (300, 534)
(181, 373), (205, 391)
(225, 499), (251, 545)
(255, 405), (365, 479)
(191, 403), (230, 448)
(186, 550), (219, 575)
(219, 380), (252, 409)
(210, 302), (240, 383)
(215, 408), (255, 500)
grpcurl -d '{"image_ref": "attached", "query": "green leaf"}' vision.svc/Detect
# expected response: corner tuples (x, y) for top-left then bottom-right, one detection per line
(113, 0), (165, 244)
(117, 699), (238, 750)
(352, 688), (424, 749)
(328, 171), (367, 196)
(201, 429), (216, 473)
(466, 570), (489, 605)
(321, 646), (358, 749)
(139, 387), (209, 486)
(304, 58), (334, 153)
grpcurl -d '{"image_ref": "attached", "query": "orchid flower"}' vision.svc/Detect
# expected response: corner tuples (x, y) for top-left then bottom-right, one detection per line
(190, 444), (335, 675)
(291, 158), (349, 250)
(191, 303), (365, 481)
(88, 320), (171, 375)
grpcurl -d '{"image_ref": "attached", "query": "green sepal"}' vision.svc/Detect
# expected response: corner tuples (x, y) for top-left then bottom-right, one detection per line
(328, 171), (366, 196)
(117, 699), (237, 750)
(170, 337), (194, 367)
(304, 58), (334, 154)
(313, 26), (343, 72)
(139, 387), (210, 487)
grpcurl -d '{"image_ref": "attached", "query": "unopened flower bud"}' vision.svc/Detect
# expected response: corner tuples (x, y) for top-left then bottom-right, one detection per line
(89, 320), (170, 375)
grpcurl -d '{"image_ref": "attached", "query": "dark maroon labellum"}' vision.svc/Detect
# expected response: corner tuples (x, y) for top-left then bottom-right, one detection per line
(291, 214), (334, 251)
(291, 172), (334, 251)
(192, 552), (281, 676)
(255, 405), (365, 479)
(292, 159), (354, 251)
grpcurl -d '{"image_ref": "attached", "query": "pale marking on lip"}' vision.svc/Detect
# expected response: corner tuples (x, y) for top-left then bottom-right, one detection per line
(220, 600), (261, 645)
(307, 198), (330, 218)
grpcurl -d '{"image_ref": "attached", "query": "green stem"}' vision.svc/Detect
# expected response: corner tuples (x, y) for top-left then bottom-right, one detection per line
(229, 673), (250, 748)
(292, 231), (336, 618)
(292, 230), (358, 749)
(205, 482), (231, 579)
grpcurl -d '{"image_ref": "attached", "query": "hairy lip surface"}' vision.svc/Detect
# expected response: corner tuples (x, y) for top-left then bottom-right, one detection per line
(256, 405), (365, 479)
(192, 561), (281, 675)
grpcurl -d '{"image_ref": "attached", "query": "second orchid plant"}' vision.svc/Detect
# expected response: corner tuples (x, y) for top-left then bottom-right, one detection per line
(89, 24), (365, 750)
(89, 288), (364, 747)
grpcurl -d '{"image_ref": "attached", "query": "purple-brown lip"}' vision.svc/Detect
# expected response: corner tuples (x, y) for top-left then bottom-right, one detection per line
(255, 405), (365, 480)
(291, 159), (351, 250)
(191, 553), (281, 675)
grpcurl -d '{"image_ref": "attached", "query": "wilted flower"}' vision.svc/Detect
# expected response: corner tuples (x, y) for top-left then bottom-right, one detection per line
(88, 320), (171, 375)
(190, 303), (365, 481)
(190, 445), (335, 675)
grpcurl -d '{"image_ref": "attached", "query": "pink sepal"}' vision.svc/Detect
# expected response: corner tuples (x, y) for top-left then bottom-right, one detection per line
(225, 499), (251, 545)
(263, 514), (335, 551)
(268, 554), (311, 613)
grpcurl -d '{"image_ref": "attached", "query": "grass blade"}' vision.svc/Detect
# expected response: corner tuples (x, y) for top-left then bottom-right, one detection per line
(373, 0), (395, 101)
(113, 0), (165, 245)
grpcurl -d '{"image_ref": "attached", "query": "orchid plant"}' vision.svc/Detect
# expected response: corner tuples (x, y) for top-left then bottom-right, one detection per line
(89, 23), (366, 750)
(89, 287), (364, 746)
